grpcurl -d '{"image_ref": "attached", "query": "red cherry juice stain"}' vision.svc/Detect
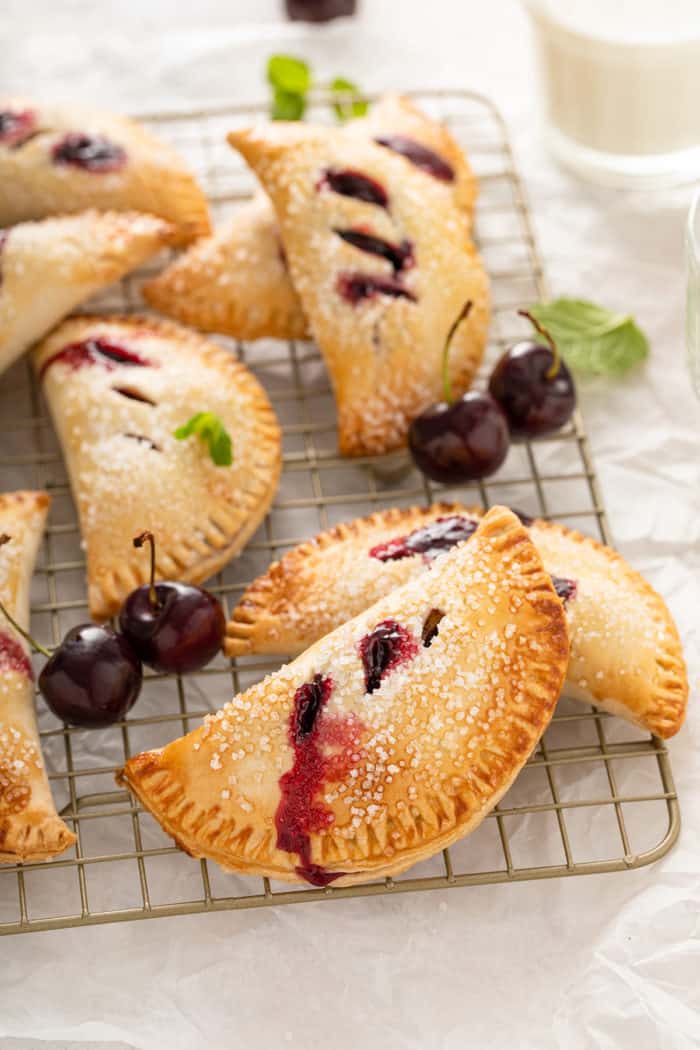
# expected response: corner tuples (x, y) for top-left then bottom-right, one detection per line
(0, 631), (32, 679)
(275, 674), (365, 886)
(39, 338), (153, 381)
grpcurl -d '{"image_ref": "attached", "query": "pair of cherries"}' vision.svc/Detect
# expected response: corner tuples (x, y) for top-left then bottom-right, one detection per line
(409, 305), (576, 483)
(3, 533), (224, 728)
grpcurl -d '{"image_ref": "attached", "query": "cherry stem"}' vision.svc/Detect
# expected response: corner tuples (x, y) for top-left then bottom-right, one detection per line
(518, 309), (561, 379)
(133, 530), (158, 609)
(0, 536), (51, 658)
(441, 300), (473, 404)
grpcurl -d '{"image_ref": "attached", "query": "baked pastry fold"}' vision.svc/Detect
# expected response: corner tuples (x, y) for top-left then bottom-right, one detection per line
(225, 503), (688, 739)
(0, 491), (75, 864)
(120, 507), (568, 886)
(34, 315), (282, 619)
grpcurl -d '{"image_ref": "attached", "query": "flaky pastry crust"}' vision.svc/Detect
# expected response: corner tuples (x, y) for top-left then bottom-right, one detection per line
(0, 97), (210, 243)
(33, 315), (282, 619)
(119, 507), (569, 885)
(0, 491), (76, 864)
(226, 503), (688, 739)
(0, 210), (174, 378)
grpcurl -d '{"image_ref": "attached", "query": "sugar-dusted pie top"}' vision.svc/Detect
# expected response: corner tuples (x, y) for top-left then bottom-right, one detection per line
(121, 507), (569, 886)
(34, 315), (282, 618)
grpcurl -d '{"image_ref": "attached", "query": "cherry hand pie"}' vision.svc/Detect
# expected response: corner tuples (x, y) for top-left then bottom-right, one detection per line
(227, 121), (489, 455)
(33, 316), (282, 620)
(226, 503), (688, 739)
(0, 99), (210, 244)
(143, 95), (479, 342)
(0, 491), (75, 863)
(0, 210), (173, 379)
(119, 507), (568, 886)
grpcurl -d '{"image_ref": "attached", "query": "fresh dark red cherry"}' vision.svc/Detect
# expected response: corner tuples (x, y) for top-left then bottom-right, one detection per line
(489, 311), (576, 437)
(408, 300), (510, 484)
(39, 625), (142, 728)
(52, 132), (126, 173)
(118, 532), (225, 674)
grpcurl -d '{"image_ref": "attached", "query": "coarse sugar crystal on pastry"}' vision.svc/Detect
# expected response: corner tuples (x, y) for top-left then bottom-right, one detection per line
(33, 315), (282, 620)
(144, 93), (479, 342)
(226, 502), (688, 740)
(119, 507), (569, 886)
(227, 120), (489, 455)
(0, 491), (76, 864)
(0, 210), (175, 379)
(0, 98), (210, 243)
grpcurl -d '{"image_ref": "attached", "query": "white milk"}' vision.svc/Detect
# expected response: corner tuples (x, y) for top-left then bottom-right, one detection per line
(525, 0), (700, 184)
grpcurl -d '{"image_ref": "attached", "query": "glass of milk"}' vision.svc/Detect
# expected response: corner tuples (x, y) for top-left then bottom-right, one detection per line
(524, 0), (700, 186)
(686, 189), (700, 399)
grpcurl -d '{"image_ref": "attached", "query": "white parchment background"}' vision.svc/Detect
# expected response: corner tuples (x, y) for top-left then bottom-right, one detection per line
(1, 1), (699, 1047)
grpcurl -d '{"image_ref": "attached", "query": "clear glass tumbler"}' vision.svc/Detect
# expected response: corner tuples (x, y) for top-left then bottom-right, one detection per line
(686, 188), (700, 399)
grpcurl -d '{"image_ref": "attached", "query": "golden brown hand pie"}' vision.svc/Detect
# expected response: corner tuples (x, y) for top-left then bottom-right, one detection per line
(0, 98), (210, 244)
(119, 507), (568, 886)
(0, 491), (75, 864)
(143, 94), (478, 341)
(0, 210), (173, 378)
(227, 120), (489, 456)
(226, 503), (688, 739)
(33, 315), (282, 619)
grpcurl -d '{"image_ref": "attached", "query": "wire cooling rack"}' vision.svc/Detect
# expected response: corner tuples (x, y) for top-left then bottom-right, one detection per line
(0, 90), (679, 935)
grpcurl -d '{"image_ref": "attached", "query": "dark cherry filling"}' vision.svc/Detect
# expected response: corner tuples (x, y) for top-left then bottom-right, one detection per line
(112, 386), (156, 406)
(337, 272), (416, 305)
(0, 631), (33, 678)
(0, 109), (37, 147)
(275, 674), (364, 886)
(123, 433), (161, 452)
(552, 575), (577, 603)
(51, 132), (127, 173)
(360, 619), (418, 694)
(369, 514), (478, 563)
(319, 168), (388, 207)
(40, 338), (152, 380)
(374, 135), (455, 183)
(334, 228), (414, 273)
(421, 609), (444, 648)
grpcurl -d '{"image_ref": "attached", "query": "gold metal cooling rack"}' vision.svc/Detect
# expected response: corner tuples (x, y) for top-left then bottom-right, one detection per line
(0, 90), (679, 936)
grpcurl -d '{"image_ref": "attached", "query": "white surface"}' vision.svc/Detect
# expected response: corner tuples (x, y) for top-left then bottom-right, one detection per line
(2, 2), (699, 1047)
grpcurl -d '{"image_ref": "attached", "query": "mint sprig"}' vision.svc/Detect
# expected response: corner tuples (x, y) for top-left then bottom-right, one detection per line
(174, 412), (233, 467)
(527, 298), (649, 376)
(266, 54), (368, 123)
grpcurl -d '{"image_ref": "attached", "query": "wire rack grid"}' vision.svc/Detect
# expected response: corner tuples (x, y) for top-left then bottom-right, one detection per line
(0, 89), (679, 936)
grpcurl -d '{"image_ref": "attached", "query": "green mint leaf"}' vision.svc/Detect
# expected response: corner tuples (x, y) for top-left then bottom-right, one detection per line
(527, 298), (649, 375)
(330, 76), (368, 121)
(267, 55), (311, 95)
(174, 412), (233, 467)
(271, 86), (306, 122)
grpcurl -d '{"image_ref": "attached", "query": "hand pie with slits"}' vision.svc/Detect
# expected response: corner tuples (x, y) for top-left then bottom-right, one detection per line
(226, 503), (688, 739)
(33, 315), (281, 620)
(227, 121), (489, 455)
(0, 491), (76, 864)
(143, 94), (479, 342)
(0, 98), (210, 243)
(119, 507), (569, 886)
(0, 210), (174, 379)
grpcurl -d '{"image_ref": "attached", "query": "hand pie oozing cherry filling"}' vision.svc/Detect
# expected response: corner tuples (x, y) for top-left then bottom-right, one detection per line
(369, 515), (478, 563)
(374, 135), (455, 183)
(0, 109), (37, 147)
(51, 132), (127, 173)
(40, 337), (152, 380)
(0, 631), (33, 678)
(334, 228), (414, 274)
(318, 168), (388, 207)
(337, 272), (416, 305)
(360, 619), (418, 694)
(275, 674), (365, 886)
